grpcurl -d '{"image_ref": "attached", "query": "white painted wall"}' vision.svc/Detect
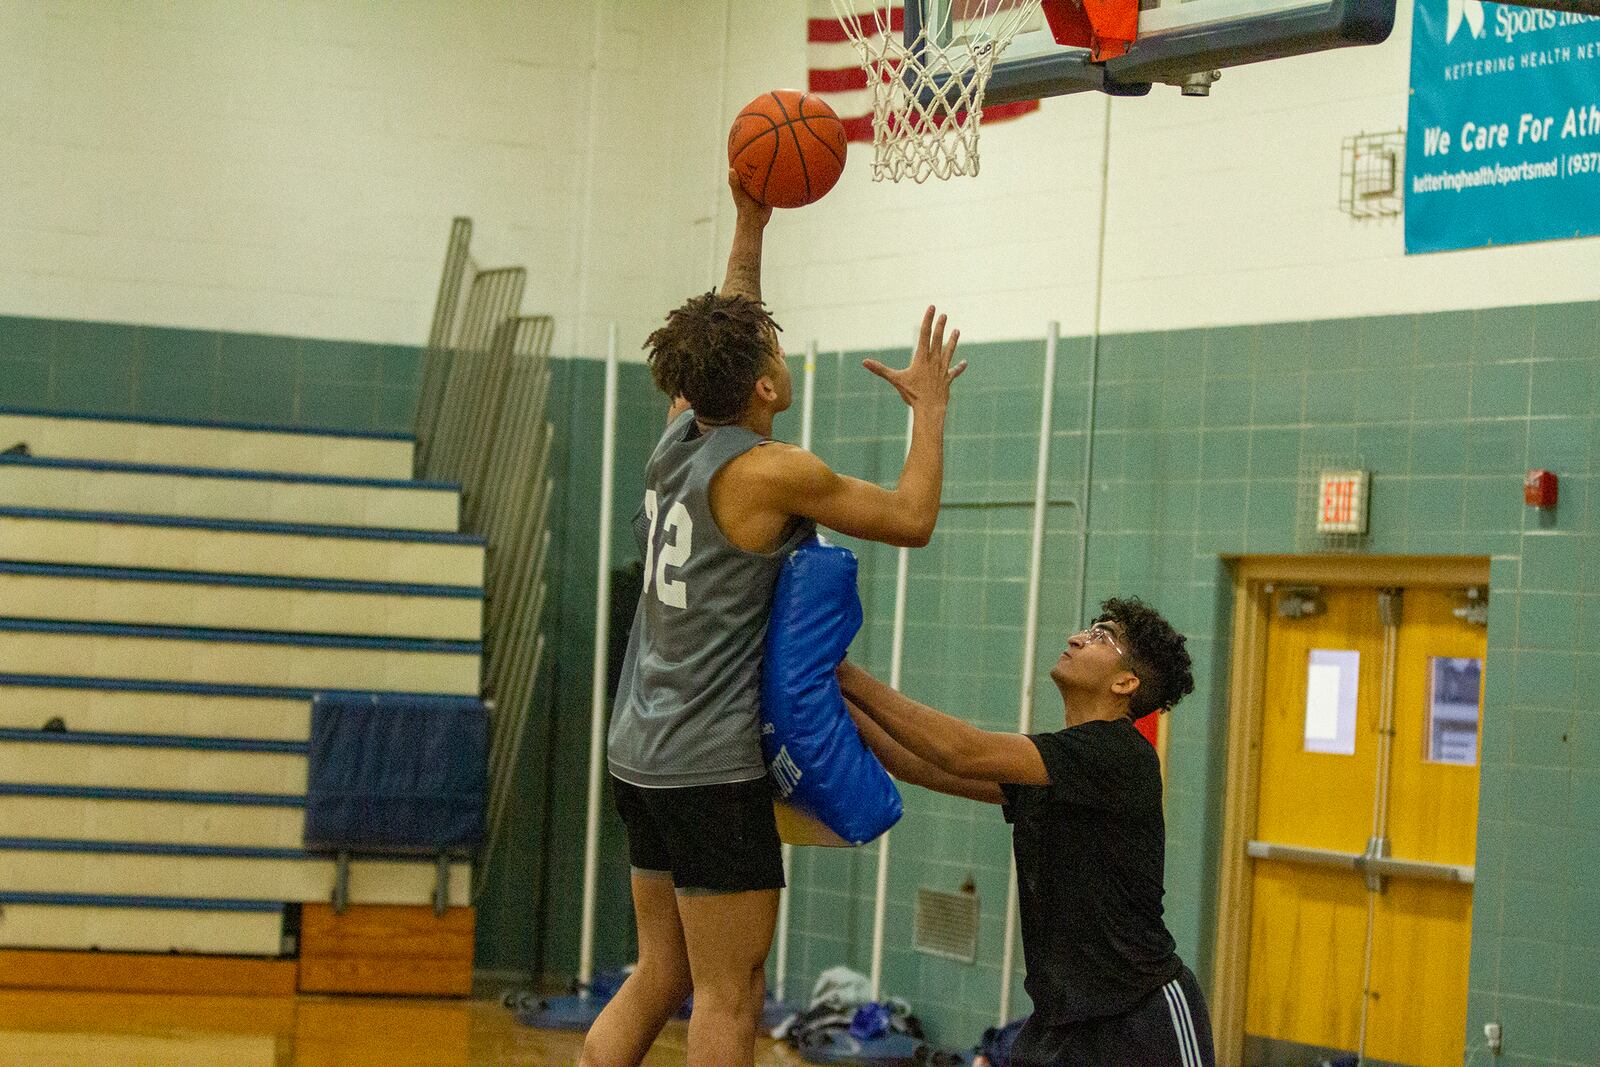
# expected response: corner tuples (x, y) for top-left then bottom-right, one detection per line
(715, 0), (1600, 351)
(3, 1), (1595, 359)
(0, 0), (714, 359)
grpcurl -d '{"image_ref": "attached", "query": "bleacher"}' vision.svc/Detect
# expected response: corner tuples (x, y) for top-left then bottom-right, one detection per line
(0, 408), (485, 982)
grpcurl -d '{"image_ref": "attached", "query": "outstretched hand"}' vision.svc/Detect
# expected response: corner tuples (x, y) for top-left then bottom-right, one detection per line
(862, 306), (966, 410)
(728, 167), (773, 228)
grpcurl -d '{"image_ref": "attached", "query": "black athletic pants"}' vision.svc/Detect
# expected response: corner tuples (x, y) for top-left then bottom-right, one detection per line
(1010, 965), (1215, 1067)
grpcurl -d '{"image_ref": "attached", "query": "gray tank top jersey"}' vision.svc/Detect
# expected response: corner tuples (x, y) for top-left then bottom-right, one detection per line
(607, 410), (815, 789)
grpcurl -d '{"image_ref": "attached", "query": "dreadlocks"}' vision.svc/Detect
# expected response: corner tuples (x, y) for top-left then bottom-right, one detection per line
(644, 290), (783, 423)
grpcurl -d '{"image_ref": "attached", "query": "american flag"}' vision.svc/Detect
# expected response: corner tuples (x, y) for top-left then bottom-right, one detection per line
(807, 2), (1041, 143)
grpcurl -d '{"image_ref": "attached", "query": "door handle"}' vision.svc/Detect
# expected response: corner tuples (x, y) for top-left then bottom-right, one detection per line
(1247, 840), (1475, 884)
(1358, 854), (1475, 884)
(1246, 840), (1361, 869)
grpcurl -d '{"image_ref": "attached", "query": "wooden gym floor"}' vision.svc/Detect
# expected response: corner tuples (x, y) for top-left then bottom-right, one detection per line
(0, 990), (807, 1066)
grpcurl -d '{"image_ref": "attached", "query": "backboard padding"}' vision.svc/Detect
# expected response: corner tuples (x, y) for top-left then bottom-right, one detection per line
(911, 0), (1397, 103)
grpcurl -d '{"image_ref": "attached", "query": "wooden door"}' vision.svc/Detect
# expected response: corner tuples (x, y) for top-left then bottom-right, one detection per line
(1364, 589), (1485, 1067)
(1245, 585), (1384, 1055)
(1243, 585), (1485, 1067)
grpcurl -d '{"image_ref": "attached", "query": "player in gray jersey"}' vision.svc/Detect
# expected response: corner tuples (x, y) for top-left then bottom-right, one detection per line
(581, 170), (965, 1067)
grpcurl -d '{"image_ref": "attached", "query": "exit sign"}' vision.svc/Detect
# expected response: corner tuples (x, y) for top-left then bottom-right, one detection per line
(1317, 470), (1369, 534)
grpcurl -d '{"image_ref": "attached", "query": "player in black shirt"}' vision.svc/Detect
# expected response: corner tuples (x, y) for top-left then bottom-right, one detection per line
(837, 596), (1214, 1067)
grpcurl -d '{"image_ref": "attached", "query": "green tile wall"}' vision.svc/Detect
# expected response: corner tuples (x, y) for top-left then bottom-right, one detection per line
(12, 296), (1597, 1064)
(760, 302), (1599, 1060)
(472, 357), (663, 977)
(770, 339), (1091, 1042)
(0, 313), (422, 433)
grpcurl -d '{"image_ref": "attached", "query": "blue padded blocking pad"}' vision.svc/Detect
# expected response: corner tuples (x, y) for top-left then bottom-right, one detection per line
(304, 693), (488, 853)
(761, 536), (901, 845)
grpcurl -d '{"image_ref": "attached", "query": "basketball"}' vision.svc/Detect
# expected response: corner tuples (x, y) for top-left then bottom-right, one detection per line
(728, 89), (847, 209)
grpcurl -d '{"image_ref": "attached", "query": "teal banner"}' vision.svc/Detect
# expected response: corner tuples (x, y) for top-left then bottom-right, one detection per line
(1405, 0), (1600, 254)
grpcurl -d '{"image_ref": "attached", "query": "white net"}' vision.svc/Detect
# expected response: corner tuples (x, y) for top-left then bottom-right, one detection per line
(829, 1), (1045, 182)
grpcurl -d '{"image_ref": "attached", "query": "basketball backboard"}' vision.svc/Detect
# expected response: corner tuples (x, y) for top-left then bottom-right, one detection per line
(912, 0), (1398, 101)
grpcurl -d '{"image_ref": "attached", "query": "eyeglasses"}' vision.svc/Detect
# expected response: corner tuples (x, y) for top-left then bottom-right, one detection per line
(1076, 622), (1127, 656)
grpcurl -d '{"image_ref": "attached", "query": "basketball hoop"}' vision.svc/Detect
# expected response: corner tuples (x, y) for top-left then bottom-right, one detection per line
(828, 1), (1045, 182)
(828, 1), (1140, 182)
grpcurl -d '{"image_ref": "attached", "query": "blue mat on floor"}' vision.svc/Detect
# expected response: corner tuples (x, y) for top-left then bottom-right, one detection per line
(514, 993), (609, 1031)
(762, 998), (796, 1031)
(798, 1029), (926, 1065)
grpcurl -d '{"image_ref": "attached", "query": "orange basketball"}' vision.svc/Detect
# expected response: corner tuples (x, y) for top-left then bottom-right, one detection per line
(728, 90), (848, 209)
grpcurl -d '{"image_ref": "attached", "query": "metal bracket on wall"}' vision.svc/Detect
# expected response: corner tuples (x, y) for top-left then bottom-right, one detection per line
(1272, 585), (1325, 619)
(1361, 835), (1390, 893)
(331, 850), (351, 915)
(1454, 587), (1489, 627)
(433, 854), (451, 917)
(1377, 588), (1403, 627)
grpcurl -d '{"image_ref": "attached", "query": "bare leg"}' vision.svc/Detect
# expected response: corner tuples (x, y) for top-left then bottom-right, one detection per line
(579, 871), (692, 1067)
(677, 887), (779, 1067)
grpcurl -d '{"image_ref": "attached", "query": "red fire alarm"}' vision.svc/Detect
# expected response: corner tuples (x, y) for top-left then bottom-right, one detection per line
(1524, 470), (1558, 508)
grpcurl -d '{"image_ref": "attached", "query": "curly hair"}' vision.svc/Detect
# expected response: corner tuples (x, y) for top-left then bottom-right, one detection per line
(643, 290), (782, 423)
(1097, 596), (1194, 720)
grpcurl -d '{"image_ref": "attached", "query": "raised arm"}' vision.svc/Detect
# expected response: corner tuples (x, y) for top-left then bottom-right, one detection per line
(752, 306), (965, 547)
(838, 660), (1048, 786)
(722, 167), (771, 302)
(748, 446), (930, 548)
(847, 699), (1004, 804)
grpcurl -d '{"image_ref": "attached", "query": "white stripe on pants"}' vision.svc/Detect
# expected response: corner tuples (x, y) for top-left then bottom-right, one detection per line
(1161, 978), (1202, 1067)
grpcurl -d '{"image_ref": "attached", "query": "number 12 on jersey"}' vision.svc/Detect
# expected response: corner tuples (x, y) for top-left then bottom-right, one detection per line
(642, 489), (692, 609)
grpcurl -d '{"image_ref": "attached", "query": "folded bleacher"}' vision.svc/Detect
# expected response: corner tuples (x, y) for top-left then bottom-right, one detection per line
(0, 407), (487, 994)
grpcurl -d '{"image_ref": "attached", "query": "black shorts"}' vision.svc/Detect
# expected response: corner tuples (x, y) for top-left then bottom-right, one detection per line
(610, 775), (785, 894)
(1012, 965), (1215, 1067)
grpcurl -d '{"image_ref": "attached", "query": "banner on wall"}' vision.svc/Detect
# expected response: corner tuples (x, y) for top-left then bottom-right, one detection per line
(1405, 0), (1600, 254)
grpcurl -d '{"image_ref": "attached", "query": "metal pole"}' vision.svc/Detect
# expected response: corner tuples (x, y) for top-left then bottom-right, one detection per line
(577, 323), (620, 989)
(869, 403), (915, 1002)
(998, 321), (1059, 1024)
(800, 342), (817, 454)
(1076, 95), (1114, 627)
(773, 340), (817, 1005)
(1358, 590), (1402, 1064)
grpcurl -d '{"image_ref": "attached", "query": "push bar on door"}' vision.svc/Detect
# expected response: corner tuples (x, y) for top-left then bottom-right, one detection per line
(1247, 840), (1474, 884)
